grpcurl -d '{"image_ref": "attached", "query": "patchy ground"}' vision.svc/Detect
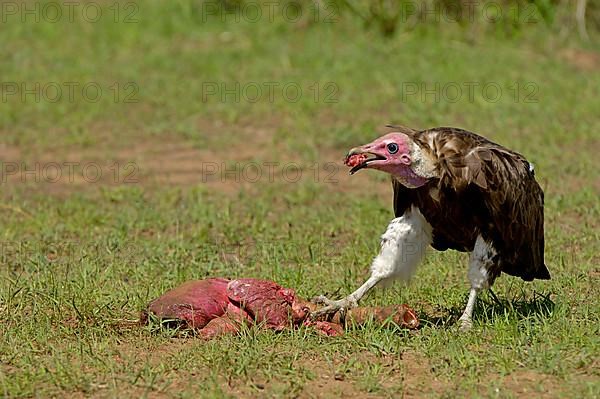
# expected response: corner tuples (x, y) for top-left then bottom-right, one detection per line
(2, 125), (597, 397)
(1, 3), (599, 398)
(0, 125), (390, 203)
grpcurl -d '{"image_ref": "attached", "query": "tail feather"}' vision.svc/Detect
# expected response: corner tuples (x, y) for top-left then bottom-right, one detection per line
(535, 264), (551, 280)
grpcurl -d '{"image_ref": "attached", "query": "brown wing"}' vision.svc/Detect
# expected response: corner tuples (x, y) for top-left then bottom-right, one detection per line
(425, 128), (549, 281)
(477, 147), (549, 280)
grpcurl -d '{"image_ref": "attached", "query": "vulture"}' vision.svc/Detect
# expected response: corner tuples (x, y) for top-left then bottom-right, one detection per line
(312, 125), (549, 330)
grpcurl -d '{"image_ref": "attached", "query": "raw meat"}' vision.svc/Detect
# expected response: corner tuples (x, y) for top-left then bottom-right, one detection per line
(142, 278), (419, 339)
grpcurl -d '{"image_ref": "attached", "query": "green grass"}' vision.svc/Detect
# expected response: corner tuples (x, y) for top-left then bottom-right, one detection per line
(1, 1), (599, 397)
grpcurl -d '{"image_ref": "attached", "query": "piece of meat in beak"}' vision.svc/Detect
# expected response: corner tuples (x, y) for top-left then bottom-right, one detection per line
(344, 148), (386, 175)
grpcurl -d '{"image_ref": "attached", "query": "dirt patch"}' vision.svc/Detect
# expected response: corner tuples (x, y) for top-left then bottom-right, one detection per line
(116, 139), (231, 189)
(560, 48), (600, 71)
(0, 143), (21, 161)
(282, 350), (448, 398)
(114, 346), (445, 398)
(28, 339), (596, 398)
(1, 125), (393, 202)
(392, 351), (448, 398)
(497, 370), (584, 398)
(0, 133), (272, 197)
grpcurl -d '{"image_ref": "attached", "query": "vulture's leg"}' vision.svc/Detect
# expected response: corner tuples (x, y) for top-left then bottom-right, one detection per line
(311, 207), (431, 319)
(458, 288), (478, 331)
(458, 235), (497, 331)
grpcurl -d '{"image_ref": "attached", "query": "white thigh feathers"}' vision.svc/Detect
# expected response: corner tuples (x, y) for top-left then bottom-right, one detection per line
(370, 206), (432, 284)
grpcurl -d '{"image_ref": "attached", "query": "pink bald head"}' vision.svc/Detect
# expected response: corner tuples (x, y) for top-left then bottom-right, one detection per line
(344, 132), (430, 188)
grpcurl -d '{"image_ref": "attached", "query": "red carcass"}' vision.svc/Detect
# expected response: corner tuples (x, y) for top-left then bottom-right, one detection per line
(142, 278), (419, 339)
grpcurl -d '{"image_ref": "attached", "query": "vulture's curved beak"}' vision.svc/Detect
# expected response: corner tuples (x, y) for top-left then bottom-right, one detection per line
(344, 147), (386, 175)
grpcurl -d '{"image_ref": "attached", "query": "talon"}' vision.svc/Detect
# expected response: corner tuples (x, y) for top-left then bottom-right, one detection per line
(309, 305), (337, 320)
(311, 295), (333, 305)
(309, 297), (358, 320)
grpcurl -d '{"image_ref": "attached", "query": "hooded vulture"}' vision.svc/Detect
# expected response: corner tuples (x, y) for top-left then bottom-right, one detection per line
(312, 125), (549, 330)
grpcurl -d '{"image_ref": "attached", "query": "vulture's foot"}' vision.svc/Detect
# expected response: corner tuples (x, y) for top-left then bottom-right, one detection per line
(310, 295), (358, 320)
(457, 316), (473, 332)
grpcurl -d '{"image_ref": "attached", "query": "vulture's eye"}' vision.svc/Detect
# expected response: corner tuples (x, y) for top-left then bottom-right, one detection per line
(387, 143), (399, 154)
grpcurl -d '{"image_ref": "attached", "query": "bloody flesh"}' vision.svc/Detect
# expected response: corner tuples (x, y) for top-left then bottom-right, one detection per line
(345, 153), (368, 168)
(142, 278), (419, 339)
